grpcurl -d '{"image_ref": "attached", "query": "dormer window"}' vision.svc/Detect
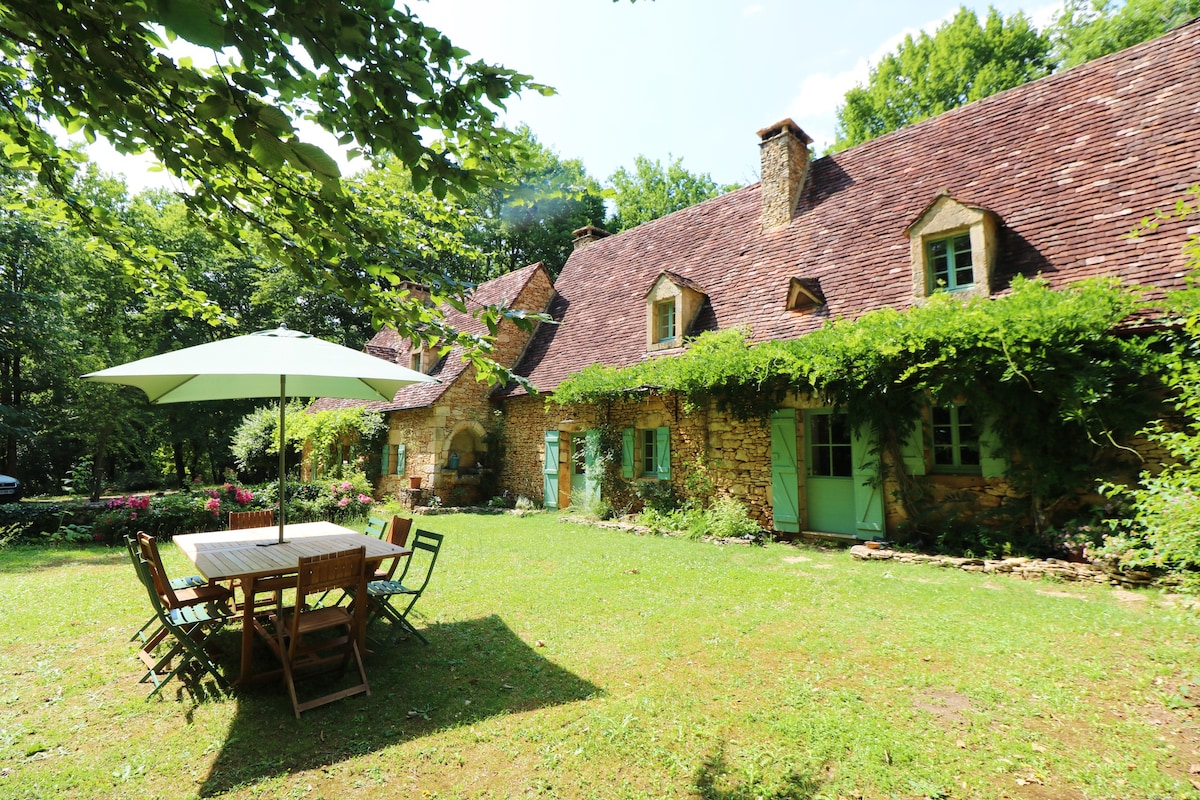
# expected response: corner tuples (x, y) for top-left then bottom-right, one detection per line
(928, 233), (974, 292)
(645, 271), (706, 353)
(409, 349), (423, 373)
(786, 277), (826, 312)
(654, 299), (676, 343)
(906, 192), (999, 300)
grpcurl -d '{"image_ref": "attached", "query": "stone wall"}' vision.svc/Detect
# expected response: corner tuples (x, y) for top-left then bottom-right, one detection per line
(378, 267), (555, 507)
(849, 544), (1159, 588)
(499, 386), (1162, 537)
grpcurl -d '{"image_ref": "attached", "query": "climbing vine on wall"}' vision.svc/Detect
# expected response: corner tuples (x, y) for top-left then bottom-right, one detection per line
(552, 276), (1166, 530)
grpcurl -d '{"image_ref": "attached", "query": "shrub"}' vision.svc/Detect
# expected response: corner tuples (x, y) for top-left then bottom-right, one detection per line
(704, 496), (763, 541)
(568, 487), (613, 521)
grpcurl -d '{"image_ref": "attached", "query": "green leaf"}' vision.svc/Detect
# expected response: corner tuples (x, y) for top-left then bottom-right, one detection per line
(158, 0), (227, 50)
(256, 105), (294, 135)
(194, 94), (229, 120)
(289, 142), (341, 178)
(250, 133), (288, 170)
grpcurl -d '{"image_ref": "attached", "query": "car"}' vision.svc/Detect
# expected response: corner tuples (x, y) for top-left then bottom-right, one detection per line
(0, 474), (22, 502)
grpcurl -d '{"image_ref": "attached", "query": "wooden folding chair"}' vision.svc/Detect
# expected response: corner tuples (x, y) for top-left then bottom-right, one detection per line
(370, 516), (413, 581)
(320, 515), (413, 608)
(268, 546), (370, 718)
(135, 532), (233, 652)
(228, 509), (274, 530)
(127, 537), (207, 647)
(127, 535), (232, 698)
(361, 528), (442, 645)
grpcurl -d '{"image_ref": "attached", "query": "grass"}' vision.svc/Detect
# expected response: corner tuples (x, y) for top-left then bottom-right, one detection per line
(2, 512), (1200, 799)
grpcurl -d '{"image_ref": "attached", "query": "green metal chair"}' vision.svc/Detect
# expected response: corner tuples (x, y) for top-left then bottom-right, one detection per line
(126, 535), (232, 698)
(127, 534), (232, 652)
(363, 515), (389, 539)
(360, 528), (443, 645)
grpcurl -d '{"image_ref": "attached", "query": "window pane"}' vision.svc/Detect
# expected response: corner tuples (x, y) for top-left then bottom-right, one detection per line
(814, 446), (832, 476)
(831, 445), (853, 477)
(960, 446), (981, 466)
(656, 300), (675, 342)
(642, 429), (656, 475)
(811, 414), (831, 446)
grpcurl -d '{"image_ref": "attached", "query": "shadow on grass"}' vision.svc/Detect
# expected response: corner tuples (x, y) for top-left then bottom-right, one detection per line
(198, 613), (601, 796)
(694, 744), (824, 800)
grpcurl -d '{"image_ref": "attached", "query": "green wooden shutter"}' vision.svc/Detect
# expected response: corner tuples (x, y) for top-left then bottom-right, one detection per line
(850, 423), (885, 536)
(543, 431), (560, 509)
(621, 428), (635, 478)
(979, 415), (1007, 479)
(900, 416), (927, 476)
(381, 442), (390, 476)
(655, 427), (671, 480)
(770, 410), (800, 534)
(395, 443), (406, 476)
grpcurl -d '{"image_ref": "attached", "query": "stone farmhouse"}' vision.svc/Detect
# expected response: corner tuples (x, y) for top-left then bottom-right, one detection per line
(327, 21), (1199, 539)
(311, 262), (555, 508)
(491, 20), (1200, 537)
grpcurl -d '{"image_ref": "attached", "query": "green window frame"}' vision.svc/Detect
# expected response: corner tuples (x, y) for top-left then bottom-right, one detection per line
(931, 404), (981, 473)
(655, 299), (676, 343)
(808, 410), (852, 478)
(627, 426), (670, 480)
(928, 233), (973, 292)
(380, 442), (406, 476)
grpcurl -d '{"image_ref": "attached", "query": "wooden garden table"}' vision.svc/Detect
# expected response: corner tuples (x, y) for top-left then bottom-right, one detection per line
(173, 521), (410, 685)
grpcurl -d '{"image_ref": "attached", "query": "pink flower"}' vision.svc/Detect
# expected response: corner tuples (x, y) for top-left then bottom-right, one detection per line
(235, 488), (254, 505)
(340, 481), (353, 492)
(337, 497), (351, 508)
(205, 497), (221, 514)
(357, 494), (372, 504)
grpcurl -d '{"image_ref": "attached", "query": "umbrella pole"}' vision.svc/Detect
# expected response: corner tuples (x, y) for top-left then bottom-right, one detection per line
(259, 376), (288, 546)
(277, 375), (287, 544)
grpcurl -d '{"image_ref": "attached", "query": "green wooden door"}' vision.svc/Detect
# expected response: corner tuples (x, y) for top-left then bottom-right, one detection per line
(584, 428), (603, 505)
(770, 409), (800, 533)
(850, 423), (884, 536)
(805, 409), (856, 535)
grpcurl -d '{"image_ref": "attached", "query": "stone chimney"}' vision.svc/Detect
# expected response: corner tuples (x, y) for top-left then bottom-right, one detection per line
(757, 119), (813, 231)
(572, 224), (610, 251)
(398, 280), (431, 304)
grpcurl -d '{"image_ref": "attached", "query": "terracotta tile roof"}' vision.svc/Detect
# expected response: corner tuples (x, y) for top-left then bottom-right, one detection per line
(311, 262), (549, 413)
(506, 20), (1200, 397)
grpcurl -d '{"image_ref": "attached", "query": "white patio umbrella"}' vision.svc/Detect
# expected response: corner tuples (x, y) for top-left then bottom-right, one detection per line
(84, 325), (435, 544)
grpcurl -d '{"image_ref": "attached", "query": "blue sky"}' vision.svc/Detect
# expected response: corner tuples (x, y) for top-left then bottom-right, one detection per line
(93, 0), (1062, 192)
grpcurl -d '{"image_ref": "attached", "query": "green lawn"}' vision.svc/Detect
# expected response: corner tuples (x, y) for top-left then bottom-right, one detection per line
(2, 512), (1199, 799)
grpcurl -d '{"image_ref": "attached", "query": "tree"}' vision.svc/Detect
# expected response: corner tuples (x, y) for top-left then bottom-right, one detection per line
(605, 155), (729, 232)
(1050, 0), (1200, 68)
(0, 1), (557, 377)
(833, 7), (1052, 151)
(468, 126), (606, 278)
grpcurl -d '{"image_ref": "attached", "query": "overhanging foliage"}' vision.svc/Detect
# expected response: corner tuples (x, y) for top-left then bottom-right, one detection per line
(553, 276), (1166, 525)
